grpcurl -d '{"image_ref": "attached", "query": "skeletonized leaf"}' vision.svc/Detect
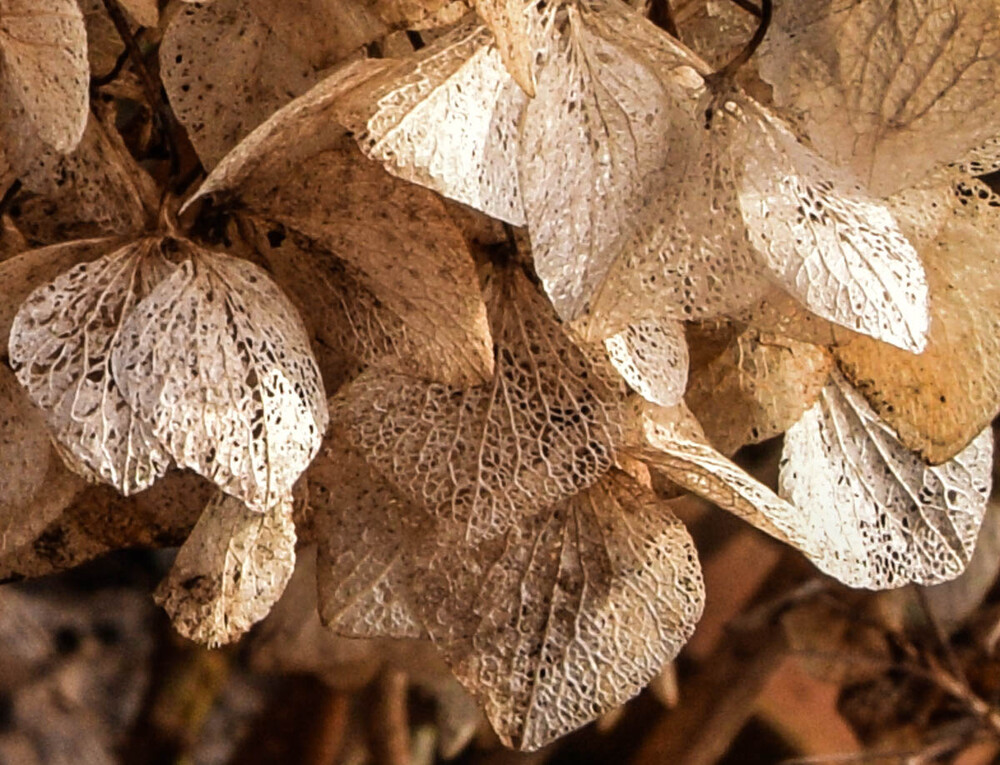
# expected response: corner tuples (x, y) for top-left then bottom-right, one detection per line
(311, 440), (426, 639)
(333, 267), (625, 542)
(758, 0), (1000, 195)
(732, 96), (929, 352)
(111, 242), (328, 512)
(337, 19), (528, 226)
(421, 470), (704, 750)
(630, 403), (804, 546)
(472, 0), (544, 95)
(0, 0), (89, 156)
(685, 329), (834, 455)
(9, 239), (175, 494)
(161, 0), (379, 168)
(836, 177), (1000, 463)
(193, 61), (494, 386)
(0, 237), (117, 357)
(0, 366), (83, 552)
(155, 492), (296, 646)
(604, 318), (689, 408)
(780, 371), (993, 588)
(521, 0), (730, 325)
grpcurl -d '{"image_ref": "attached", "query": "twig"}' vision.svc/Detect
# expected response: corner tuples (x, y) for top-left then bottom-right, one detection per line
(649, 0), (680, 37)
(728, 0), (763, 18)
(712, 0), (772, 80)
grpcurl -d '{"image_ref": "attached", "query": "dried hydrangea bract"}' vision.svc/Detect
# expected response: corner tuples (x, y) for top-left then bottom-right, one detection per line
(192, 60), (495, 387)
(836, 177), (1000, 464)
(161, 0), (353, 168)
(758, 0), (1000, 196)
(312, 441), (426, 639)
(604, 318), (689, 408)
(0, 0), (89, 157)
(9, 240), (175, 494)
(424, 470), (704, 751)
(155, 492), (296, 646)
(685, 330), (834, 455)
(332, 266), (625, 542)
(780, 372), (994, 589)
(337, 20), (528, 226)
(111, 244), (328, 514)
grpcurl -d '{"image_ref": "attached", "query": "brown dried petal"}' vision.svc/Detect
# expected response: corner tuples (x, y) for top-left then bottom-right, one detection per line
(333, 267), (625, 542)
(420, 470), (704, 750)
(155, 492), (296, 646)
(0, 0), (89, 156)
(758, 0), (1000, 195)
(685, 330), (833, 455)
(194, 62), (494, 386)
(836, 178), (1000, 464)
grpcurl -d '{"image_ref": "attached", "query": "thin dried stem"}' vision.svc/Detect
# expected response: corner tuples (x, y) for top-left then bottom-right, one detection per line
(99, 0), (182, 182)
(728, 0), (762, 18)
(713, 0), (772, 79)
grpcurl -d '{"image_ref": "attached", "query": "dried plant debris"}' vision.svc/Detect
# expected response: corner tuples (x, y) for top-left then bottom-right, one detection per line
(342, 0), (930, 354)
(836, 176), (1000, 464)
(685, 329), (834, 455)
(311, 441), (704, 749)
(111, 242), (328, 512)
(9, 235), (327, 510)
(332, 266), (625, 542)
(160, 0), (383, 168)
(758, 0), (1000, 196)
(193, 61), (494, 386)
(155, 492), (296, 646)
(0, 0), (89, 160)
(9, 239), (176, 494)
(779, 371), (994, 589)
(604, 318), (689, 408)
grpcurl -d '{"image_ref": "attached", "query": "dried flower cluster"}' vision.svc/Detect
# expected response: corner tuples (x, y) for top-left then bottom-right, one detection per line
(0, 0), (998, 751)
